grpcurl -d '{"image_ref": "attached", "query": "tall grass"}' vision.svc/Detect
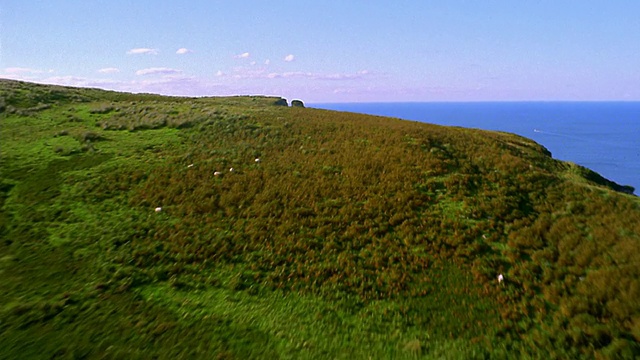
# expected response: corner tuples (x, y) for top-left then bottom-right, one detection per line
(1, 79), (639, 358)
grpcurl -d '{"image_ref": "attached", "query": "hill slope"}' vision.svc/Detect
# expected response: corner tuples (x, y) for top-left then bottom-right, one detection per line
(1, 79), (639, 359)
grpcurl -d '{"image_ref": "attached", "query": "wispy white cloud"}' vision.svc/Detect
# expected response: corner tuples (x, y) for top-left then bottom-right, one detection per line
(0, 67), (54, 81)
(28, 74), (231, 98)
(127, 48), (159, 55)
(229, 68), (268, 79)
(176, 48), (193, 55)
(284, 54), (295, 62)
(135, 67), (182, 76)
(38, 76), (118, 87)
(234, 52), (250, 59)
(132, 76), (229, 96)
(317, 70), (370, 80)
(98, 67), (120, 74)
(215, 70), (224, 77)
(265, 71), (301, 79)
(265, 59), (271, 65)
(231, 69), (372, 81)
(4, 67), (51, 74)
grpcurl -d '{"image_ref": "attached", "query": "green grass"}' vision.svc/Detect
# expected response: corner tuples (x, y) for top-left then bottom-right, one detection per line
(1, 79), (639, 359)
(135, 262), (497, 359)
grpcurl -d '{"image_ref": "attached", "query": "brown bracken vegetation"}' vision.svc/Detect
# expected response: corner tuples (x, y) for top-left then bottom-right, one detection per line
(1, 79), (638, 358)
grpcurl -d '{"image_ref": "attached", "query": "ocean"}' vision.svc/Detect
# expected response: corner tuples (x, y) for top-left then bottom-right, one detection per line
(311, 102), (640, 195)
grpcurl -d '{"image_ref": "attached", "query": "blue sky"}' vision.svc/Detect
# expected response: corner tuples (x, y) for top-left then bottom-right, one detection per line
(1, 1), (639, 102)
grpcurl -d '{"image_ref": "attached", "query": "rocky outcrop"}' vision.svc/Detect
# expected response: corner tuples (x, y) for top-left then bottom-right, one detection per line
(273, 98), (288, 106)
(573, 163), (636, 195)
(291, 100), (305, 108)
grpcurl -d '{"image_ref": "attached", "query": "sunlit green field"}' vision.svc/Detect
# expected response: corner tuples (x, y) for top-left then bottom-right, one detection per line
(1, 79), (639, 359)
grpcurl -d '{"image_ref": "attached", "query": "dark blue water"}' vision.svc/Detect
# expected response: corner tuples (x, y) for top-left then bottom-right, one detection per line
(312, 102), (640, 195)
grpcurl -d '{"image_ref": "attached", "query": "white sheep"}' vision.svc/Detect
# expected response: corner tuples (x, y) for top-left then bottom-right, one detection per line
(255, 158), (261, 163)
(155, 207), (162, 212)
(498, 274), (504, 285)
(214, 171), (222, 176)
(187, 164), (194, 168)
(229, 167), (234, 172)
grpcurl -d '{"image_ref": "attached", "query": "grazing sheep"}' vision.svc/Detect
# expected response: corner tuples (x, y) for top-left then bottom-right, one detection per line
(229, 167), (234, 172)
(155, 207), (162, 212)
(498, 274), (504, 285)
(255, 158), (261, 163)
(214, 171), (222, 176)
(187, 164), (194, 168)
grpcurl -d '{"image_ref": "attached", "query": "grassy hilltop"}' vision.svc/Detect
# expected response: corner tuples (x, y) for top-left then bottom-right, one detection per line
(1, 79), (639, 359)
